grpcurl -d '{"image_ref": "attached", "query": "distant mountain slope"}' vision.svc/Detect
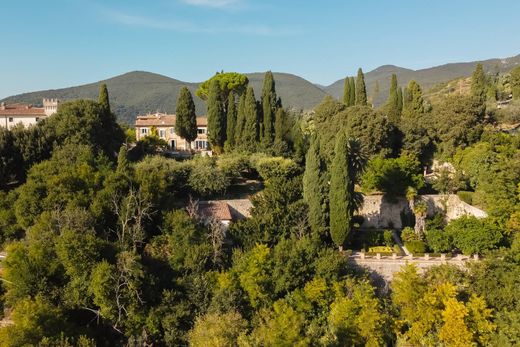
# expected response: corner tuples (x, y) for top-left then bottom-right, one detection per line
(1, 71), (327, 124)
(2, 53), (520, 123)
(325, 54), (520, 106)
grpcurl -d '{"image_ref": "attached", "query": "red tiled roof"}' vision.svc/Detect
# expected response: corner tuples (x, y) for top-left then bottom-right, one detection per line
(0, 103), (45, 116)
(198, 201), (233, 221)
(135, 112), (207, 127)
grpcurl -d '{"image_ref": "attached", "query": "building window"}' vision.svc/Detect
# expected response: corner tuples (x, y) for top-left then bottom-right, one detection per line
(140, 128), (149, 135)
(35, 117), (40, 122)
(170, 128), (175, 134)
(8, 117), (13, 122)
(197, 128), (206, 134)
(195, 140), (208, 149)
(159, 129), (166, 138)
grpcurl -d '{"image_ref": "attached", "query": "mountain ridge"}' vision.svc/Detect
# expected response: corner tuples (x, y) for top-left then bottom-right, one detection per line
(3, 53), (520, 123)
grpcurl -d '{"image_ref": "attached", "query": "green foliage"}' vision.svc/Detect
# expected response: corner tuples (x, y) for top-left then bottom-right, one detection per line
(510, 66), (520, 100)
(196, 72), (248, 101)
(457, 191), (474, 205)
(342, 76), (355, 107)
(207, 79), (227, 151)
(445, 216), (502, 254)
(241, 86), (259, 152)
(386, 74), (401, 124)
(225, 92), (237, 150)
(471, 63), (487, 104)
(330, 135), (365, 249)
(0, 127), (22, 187)
(303, 136), (328, 236)
(188, 311), (247, 347)
(404, 240), (426, 254)
(361, 155), (424, 197)
(251, 154), (300, 181)
(355, 68), (367, 106)
(188, 157), (230, 197)
(98, 83), (111, 114)
(175, 86), (198, 143)
(425, 228), (452, 253)
(261, 71), (277, 146)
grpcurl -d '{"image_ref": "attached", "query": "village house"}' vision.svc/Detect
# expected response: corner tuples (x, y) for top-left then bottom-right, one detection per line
(0, 98), (59, 129)
(134, 112), (209, 151)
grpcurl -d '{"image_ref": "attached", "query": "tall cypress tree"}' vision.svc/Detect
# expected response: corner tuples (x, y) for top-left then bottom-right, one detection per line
(355, 68), (367, 106)
(175, 87), (198, 147)
(98, 83), (110, 114)
(225, 92), (237, 149)
(343, 77), (351, 106)
(234, 93), (247, 147)
(261, 71), (277, 146)
(303, 135), (328, 236)
(207, 79), (226, 152)
(274, 108), (285, 143)
(386, 74), (400, 124)
(349, 77), (356, 107)
(329, 135), (365, 251)
(397, 86), (403, 114)
(471, 63), (486, 105)
(512, 66), (520, 100)
(242, 87), (259, 152)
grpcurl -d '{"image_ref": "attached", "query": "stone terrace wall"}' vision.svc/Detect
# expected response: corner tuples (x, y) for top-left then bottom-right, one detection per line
(359, 194), (487, 229)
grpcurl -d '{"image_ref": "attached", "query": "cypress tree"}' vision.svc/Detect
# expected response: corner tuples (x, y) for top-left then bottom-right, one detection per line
(349, 77), (356, 107)
(471, 63), (486, 104)
(512, 66), (520, 100)
(274, 108), (285, 143)
(343, 77), (351, 105)
(261, 71), (277, 146)
(303, 135), (328, 236)
(116, 145), (129, 174)
(355, 68), (367, 106)
(403, 80), (424, 114)
(175, 87), (198, 147)
(372, 80), (380, 105)
(234, 93), (247, 147)
(98, 83), (110, 114)
(397, 86), (403, 113)
(242, 87), (259, 152)
(386, 74), (400, 124)
(329, 135), (365, 251)
(225, 92), (237, 149)
(207, 79), (226, 152)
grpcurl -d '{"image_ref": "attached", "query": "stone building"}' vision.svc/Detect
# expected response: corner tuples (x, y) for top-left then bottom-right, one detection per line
(0, 98), (59, 129)
(135, 112), (209, 151)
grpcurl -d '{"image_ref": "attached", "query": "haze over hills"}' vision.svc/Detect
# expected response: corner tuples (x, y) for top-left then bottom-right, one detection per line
(2, 53), (519, 124)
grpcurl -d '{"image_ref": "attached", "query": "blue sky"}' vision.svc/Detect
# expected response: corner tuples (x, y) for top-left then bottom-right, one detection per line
(1, 0), (520, 98)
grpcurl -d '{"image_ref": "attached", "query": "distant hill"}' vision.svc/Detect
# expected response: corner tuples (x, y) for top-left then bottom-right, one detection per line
(325, 54), (520, 107)
(1, 71), (327, 124)
(2, 53), (520, 123)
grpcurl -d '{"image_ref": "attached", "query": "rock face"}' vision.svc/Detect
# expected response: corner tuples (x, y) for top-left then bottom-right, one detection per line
(358, 194), (487, 229)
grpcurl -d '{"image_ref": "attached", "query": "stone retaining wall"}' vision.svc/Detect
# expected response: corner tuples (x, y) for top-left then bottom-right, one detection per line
(359, 194), (487, 229)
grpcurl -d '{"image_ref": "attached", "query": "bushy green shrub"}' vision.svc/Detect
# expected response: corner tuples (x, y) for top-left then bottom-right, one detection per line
(425, 228), (452, 253)
(401, 227), (420, 242)
(188, 157), (230, 197)
(457, 191), (474, 205)
(405, 240), (426, 254)
(217, 153), (251, 179)
(250, 155), (300, 180)
(445, 216), (503, 255)
(383, 230), (394, 247)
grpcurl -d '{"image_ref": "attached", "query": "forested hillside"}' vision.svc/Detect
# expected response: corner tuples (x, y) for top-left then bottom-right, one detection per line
(1, 65), (520, 346)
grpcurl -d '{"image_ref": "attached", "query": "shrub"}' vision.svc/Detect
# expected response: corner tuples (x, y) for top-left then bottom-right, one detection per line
(445, 216), (503, 255)
(217, 153), (251, 179)
(188, 157), (230, 197)
(401, 227), (420, 242)
(425, 228), (453, 253)
(405, 240), (426, 254)
(383, 230), (394, 247)
(250, 155), (300, 181)
(457, 191), (474, 205)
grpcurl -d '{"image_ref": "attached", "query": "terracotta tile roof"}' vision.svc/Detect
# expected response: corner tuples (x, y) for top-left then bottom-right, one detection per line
(0, 103), (45, 116)
(198, 201), (233, 221)
(135, 112), (207, 127)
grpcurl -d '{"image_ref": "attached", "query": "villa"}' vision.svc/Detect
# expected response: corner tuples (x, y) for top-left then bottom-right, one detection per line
(0, 98), (59, 129)
(135, 112), (209, 151)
